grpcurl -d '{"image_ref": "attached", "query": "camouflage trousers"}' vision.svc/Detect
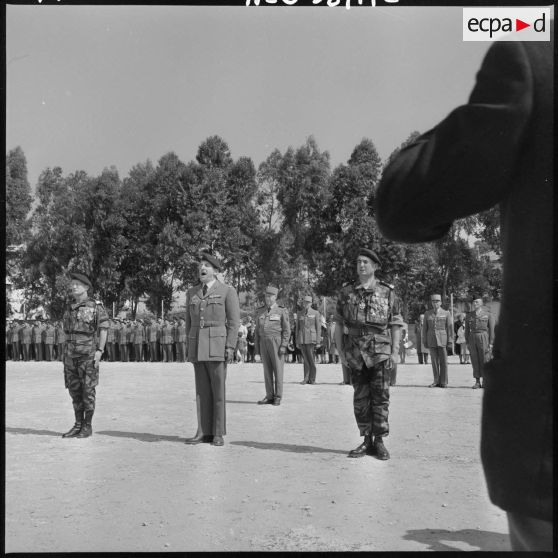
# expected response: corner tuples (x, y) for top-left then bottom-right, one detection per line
(64, 355), (99, 412)
(350, 361), (390, 438)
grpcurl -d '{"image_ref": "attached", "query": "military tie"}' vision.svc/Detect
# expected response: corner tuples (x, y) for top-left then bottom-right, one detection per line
(202, 284), (208, 296)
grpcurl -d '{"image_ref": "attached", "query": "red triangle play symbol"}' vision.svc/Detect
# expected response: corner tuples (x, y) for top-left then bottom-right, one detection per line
(516, 19), (530, 32)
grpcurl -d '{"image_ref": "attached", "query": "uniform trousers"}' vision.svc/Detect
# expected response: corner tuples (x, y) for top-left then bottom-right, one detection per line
(507, 512), (553, 551)
(22, 343), (31, 361)
(429, 347), (448, 386)
(12, 342), (21, 361)
(469, 332), (490, 379)
(177, 342), (187, 363)
(106, 342), (115, 362)
(194, 361), (227, 437)
(45, 344), (54, 361)
(34, 342), (43, 361)
(134, 343), (143, 362)
(150, 342), (158, 361)
(260, 336), (284, 399)
(418, 351), (429, 364)
(351, 361), (390, 438)
(58, 343), (65, 361)
(162, 343), (173, 362)
(64, 354), (99, 412)
(300, 343), (317, 382)
(119, 342), (128, 362)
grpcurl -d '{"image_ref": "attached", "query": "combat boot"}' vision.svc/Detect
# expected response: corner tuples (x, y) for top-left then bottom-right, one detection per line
(348, 434), (373, 458)
(76, 410), (93, 438)
(62, 410), (83, 438)
(373, 437), (390, 460)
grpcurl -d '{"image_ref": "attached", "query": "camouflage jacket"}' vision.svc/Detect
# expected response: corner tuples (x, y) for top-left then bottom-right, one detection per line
(335, 280), (403, 369)
(63, 297), (110, 357)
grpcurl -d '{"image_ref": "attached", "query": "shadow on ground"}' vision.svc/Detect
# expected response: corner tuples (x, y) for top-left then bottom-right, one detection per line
(231, 440), (347, 455)
(403, 528), (509, 552)
(6, 427), (61, 437)
(96, 430), (183, 443)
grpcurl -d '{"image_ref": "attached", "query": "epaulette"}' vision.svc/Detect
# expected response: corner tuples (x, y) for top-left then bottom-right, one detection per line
(95, 300), (104, 305)
(379, 280), (395, 290)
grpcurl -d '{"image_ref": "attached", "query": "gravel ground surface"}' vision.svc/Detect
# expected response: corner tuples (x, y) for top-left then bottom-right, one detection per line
(5, 356), (510, 552)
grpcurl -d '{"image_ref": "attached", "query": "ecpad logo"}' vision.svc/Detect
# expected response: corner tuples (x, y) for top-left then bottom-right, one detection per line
(463, 8), (550, 42)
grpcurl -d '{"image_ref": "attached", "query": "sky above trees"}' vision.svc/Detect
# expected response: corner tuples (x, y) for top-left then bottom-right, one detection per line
(6, 5), (490, 191)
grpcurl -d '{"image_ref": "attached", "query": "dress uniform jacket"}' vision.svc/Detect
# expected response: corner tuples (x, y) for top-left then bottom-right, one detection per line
(185, 281), (240, 362)
(254, 303), (290, 353)
(376, 33), (553, 520)
(295, 307), (322, 346)
(422, 309), (453, 348)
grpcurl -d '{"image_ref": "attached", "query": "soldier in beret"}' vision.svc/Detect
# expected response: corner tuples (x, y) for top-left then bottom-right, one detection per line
(296, 295), (322, 384)
(465, 296), (495, 389)
(184, 251), (240, 447)
(254, 285), (290, 406)
(334, 248), (403, 460)
(61, 272), (109, 438)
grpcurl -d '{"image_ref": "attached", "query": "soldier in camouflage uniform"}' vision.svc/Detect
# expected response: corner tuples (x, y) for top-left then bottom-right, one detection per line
(61, 272), (109, 438)
(334, 248), (403, 460)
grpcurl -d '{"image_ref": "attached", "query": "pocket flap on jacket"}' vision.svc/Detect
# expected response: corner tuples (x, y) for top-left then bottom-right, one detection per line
(209, 326), (226, 337)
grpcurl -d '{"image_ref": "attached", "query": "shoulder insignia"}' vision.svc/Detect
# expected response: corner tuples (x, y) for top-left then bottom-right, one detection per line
(379, 280), (394, 290)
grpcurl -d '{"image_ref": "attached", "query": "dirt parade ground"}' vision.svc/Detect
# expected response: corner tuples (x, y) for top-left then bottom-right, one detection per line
(5, 356), (511, 552)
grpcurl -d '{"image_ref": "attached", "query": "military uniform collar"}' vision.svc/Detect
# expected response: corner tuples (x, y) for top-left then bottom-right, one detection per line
(70, 296), (90, 309)
(355, 278), (377, 291)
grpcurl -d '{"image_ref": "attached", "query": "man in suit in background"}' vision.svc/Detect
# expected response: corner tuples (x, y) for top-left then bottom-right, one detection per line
(422, 294), (453, 388)
(376, 27), (553, 550)
(184, 251), (240, 447)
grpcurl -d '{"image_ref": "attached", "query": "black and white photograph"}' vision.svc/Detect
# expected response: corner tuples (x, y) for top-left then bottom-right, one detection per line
(5, 1), (553, 552)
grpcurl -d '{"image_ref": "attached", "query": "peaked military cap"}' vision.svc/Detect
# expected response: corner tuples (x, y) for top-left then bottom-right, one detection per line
(265, 285), (279, 296)
(69, 271), (92, 288)
(357, 247), (381, 265)
(199, 251), (222, 271)
(303, 295), (313, 303)
(430, 294), (442, 301)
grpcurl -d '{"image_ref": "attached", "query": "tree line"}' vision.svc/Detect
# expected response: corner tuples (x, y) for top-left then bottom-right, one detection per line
(5, 134), (502, 321)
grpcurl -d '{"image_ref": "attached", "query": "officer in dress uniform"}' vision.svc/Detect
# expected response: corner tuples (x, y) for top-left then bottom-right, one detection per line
(254, 285), (290, 406)
(422, 294), (453, 388)
(296, 295), (322, 384)
(61, 272), (109, 438)
(21, 320), (33, 361)
(183, 252), (240, 447)
(465, 296), (495, 389)
(334, 248), (403, 460)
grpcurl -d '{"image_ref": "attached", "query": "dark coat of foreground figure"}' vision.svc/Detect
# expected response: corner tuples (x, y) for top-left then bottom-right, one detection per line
(376, 36), (552, 524)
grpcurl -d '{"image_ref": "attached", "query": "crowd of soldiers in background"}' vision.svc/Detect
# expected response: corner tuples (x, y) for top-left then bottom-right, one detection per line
(5, 310), (472, 365)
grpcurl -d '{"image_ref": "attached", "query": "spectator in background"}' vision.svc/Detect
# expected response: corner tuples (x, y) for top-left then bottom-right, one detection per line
(376, 28), (553, 550)
(56, 320), (66, 361)
(44, 321), (56, 361)
(455, 313), (469, 365)
(246, 323), (256, 363)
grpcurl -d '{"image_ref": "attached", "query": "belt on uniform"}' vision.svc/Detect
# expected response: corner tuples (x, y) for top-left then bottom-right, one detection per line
(347, 326), (382, 337)
(197, 321), (221, 329)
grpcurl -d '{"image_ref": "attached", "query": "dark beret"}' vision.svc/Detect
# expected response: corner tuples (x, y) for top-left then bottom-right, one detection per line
(357, 248), (381, 266)
(200, 252), (222, 271)
(69, 271), (92, 288)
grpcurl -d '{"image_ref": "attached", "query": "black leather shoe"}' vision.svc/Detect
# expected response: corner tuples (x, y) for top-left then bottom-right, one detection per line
(373, 437), (390, 460)
(428, 383), (438, 388)
(258, 397), (274, 405)
(184, 434), (213, 444)
(300, 380), (308, 385)
(62, 422), (82, 438)
(212, 436), (224, 446)
(272, 398), (281, 406)
(348, 435), (373, 458)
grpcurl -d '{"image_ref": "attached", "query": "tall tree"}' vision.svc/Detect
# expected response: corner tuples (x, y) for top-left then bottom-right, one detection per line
(6, 146), (32, 247)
